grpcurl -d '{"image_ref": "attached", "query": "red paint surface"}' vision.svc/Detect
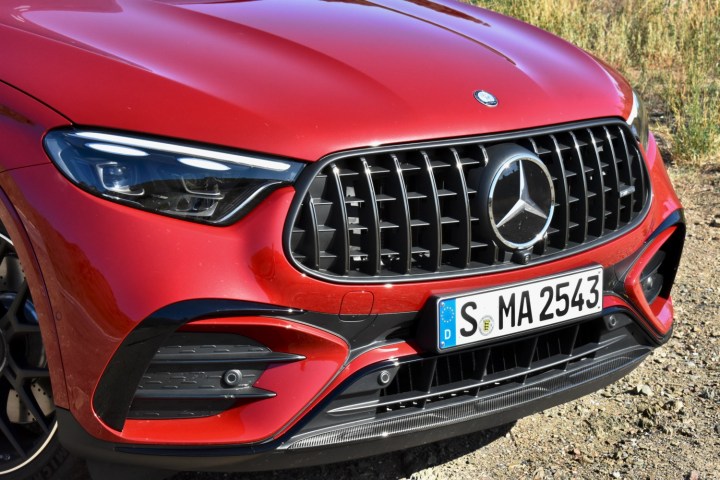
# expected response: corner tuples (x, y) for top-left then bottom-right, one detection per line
(624, 227), (678, 336)
(116, 317), (349, 444)
(0, 0), (681, 448)
(1, 0), (631, 161)
(0, 131), (681, 444)
(340, 291), (375, 317)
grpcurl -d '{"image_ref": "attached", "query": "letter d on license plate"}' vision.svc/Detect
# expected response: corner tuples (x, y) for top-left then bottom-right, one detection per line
(437, 266), (603, 350)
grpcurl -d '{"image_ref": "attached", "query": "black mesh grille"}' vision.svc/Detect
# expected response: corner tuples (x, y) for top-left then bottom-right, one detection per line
(287, 120), (649, 281)
(377, 318), (602, 413)
(285, 313), (654, 449)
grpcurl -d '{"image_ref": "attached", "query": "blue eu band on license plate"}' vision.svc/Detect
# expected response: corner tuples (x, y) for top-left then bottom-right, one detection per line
(437, 266), (603, 350)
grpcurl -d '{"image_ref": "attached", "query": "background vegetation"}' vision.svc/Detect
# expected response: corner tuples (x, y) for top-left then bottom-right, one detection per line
(470, 0), (720, 167)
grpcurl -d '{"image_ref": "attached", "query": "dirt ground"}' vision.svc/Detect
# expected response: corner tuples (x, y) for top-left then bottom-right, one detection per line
(71, 166), (719, 480)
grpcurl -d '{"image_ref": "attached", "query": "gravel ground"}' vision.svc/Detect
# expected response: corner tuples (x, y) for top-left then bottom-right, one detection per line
(73, 166), (720, 480)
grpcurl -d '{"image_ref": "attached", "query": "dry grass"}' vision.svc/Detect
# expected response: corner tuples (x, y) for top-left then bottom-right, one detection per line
(469, 0), (720, 166)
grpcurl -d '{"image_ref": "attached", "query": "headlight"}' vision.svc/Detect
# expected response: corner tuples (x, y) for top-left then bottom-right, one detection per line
(44, 129), (304, 225)
(626, 90), (649, 151)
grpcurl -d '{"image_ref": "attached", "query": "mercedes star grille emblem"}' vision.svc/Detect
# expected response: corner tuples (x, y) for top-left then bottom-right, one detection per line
(476, 144), (555, 250)
(495, 160), (549, 227)
(474, 90), (498, 107)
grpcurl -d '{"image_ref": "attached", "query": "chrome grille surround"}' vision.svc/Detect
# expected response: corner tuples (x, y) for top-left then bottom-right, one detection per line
(285, 119), (651, 282)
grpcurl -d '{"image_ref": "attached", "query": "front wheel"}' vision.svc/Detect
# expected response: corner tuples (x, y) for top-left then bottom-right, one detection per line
(0, 224), (77, 479)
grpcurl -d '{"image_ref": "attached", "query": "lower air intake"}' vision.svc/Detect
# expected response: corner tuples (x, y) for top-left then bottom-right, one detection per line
(128, 332), (303, 419)
(284, 312), (653, 450)
(287, 348), (647, 450)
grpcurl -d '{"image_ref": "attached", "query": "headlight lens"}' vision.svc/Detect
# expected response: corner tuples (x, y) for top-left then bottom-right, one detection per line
(44, 130), (304, 225)
(626, 90), (649, 151)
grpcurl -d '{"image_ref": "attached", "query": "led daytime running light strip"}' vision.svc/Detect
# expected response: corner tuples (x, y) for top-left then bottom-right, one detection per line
(75, 131), (291, 172)
(625, 91), (639, 126)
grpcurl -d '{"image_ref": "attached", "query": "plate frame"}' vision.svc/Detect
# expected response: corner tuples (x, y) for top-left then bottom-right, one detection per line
(434, 264), (605, 352)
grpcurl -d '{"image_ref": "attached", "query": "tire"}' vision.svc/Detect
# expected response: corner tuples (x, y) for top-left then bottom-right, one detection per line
(0, 222), (78, 479)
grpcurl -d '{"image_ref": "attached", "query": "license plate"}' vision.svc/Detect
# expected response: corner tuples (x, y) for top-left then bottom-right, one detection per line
(437, 266), (603, 350)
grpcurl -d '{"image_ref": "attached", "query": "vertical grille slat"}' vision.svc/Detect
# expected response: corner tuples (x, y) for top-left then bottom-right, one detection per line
(626, 127), (647, 211)
(568, 323), (581, 357)
(568, 131), (590, 243)
(358, 157), (382, 275)
(475, 144), (498, 265)
(447, 147), (472, 267)
(417, 151), (443, 271)
(289, 121), (650, 280)
(525, 138), (551, 256)
(613, 126), (635, 188)
(615, 127), (638, 218)
(387, 154), (413, 274)
(584, 128), (607, 236)
(525, 337), (540, 370)
(547, 134), (570, 249)
(305, 199), (321, 270)
(601, 126), (622, 230)
(328, 166), (350, 274)
(607, 126), (633, 224)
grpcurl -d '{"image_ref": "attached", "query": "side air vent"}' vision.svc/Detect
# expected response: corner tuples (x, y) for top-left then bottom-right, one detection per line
(127, 332), (304, 419)
(639, 227), (685, 305)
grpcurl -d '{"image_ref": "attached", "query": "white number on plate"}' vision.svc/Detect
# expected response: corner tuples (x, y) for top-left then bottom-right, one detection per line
(437, 267), (603, 350)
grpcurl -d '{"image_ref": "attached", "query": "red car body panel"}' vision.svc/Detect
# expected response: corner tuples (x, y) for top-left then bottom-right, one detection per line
(1, 0), (631, 161)
(0, 0), (684, 473)
(113, 317), (350, 444)
(0, 80), (73, 408)
(0, 130), (680, 444)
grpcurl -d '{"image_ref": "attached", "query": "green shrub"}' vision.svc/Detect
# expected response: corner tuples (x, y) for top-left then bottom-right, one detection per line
(470, 0), (720, 166)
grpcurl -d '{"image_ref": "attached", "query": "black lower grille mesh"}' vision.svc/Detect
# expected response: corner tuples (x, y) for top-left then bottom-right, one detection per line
(287, 120), (649, 281)
(377, 318), (601, 413)
(285, 313), (653, 450)
(287, 351), (646, 450)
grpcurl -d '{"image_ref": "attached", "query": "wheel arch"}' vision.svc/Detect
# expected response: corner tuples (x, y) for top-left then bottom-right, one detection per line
(0, 171), (70, 410)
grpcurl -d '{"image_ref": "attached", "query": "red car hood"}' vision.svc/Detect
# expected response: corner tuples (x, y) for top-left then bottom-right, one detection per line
(0, 0), (632, 161)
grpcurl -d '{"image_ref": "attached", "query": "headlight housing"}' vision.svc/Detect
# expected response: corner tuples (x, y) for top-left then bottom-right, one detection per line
(44, 130), (304, 225)
(626, 90), (649, 152)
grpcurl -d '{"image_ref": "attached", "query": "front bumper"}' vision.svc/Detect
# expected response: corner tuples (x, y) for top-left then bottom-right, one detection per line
(58, 307), (658, 472)
(54, 206), (683, 471)
(0, 128), (684, 469)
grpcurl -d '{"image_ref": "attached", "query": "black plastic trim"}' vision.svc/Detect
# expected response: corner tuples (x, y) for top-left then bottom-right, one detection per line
(61, 365), (641, 472)
(91, 205), (682, 433)
(93, 299), (304, 432)
(611, 209), (685, 339)
(283, 117), (652, 284)
(149, 351), (305, 365)
(132, 386), (276, 400)
(59, 308), (649, 472)
(95, 215), (682, 432)
(609, 209), (684, 294)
